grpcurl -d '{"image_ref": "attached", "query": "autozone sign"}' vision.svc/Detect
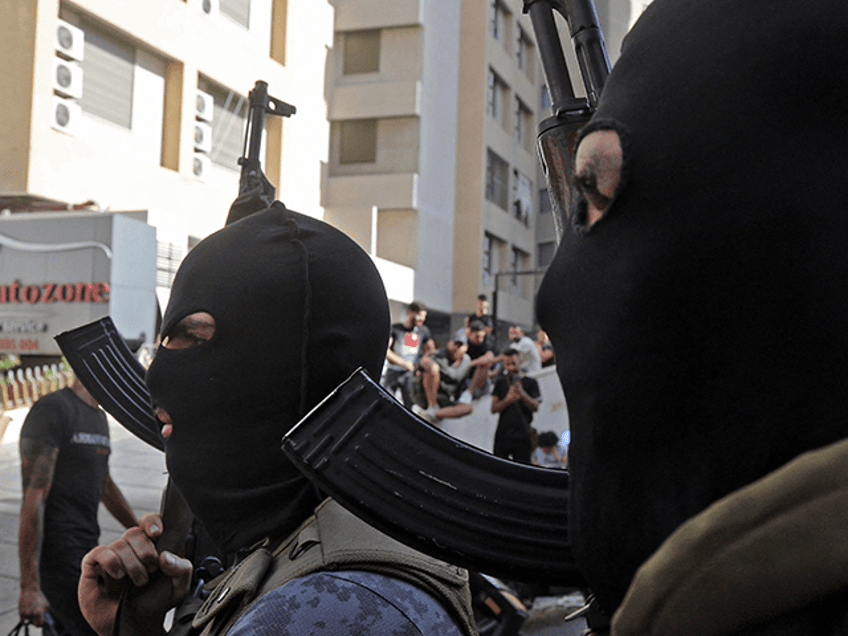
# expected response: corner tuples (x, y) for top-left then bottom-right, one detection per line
(0, 280), (110, 304)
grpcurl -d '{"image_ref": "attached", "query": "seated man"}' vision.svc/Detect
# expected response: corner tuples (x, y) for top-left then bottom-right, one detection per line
(463, 294), (495, 345)
(381, 301), (434, 408)
(413, 339), (473, 424)
(465, 320), (499, 399)
(507, 325), (541, 374)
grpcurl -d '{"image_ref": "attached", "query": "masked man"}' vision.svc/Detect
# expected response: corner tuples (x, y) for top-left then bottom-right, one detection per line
(536, 0), (848, 633)
(76, 204), (476, 636)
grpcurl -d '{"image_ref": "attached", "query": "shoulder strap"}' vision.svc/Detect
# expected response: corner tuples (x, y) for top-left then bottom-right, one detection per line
(192, 499), (477, 636)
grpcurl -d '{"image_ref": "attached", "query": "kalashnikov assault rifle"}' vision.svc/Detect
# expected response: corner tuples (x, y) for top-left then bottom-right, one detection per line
(56, 80), (295, 636)
(279, 0), (610, 583)
(57, 0), (611, 619)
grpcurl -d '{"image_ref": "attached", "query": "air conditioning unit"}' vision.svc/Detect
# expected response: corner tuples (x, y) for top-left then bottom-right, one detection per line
(52, 95), (81, 136)
(194, 121), (212, 153)
(197, 0), (220, 17)
(195, 89), (214, 123)
(53, 56), (83, 99)
(56, 19), (84, 61)
(192, 152), (211, 181)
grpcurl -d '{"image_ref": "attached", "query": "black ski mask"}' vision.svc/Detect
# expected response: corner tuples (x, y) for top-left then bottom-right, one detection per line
(146, 204), (390, 554)
(537, 0), (848, 614)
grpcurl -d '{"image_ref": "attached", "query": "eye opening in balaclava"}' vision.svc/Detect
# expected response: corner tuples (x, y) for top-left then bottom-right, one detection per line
(159, 310), (217, 351)
(571, 119), (629, 231)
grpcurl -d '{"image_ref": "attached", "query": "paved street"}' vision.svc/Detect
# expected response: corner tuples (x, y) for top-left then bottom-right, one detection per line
(0, 397), (584, 635)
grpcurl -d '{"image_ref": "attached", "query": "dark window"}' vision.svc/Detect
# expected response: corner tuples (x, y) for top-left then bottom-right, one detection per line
(339, 119), (377, 164)
(344, 30), (380, 74)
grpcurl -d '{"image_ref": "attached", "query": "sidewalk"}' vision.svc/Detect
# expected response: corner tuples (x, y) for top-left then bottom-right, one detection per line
(0, 407), (167, 635)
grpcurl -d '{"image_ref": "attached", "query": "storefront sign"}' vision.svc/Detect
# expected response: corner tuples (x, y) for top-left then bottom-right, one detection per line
(0, 280), (110, 304)
(0, 211), (156, 356)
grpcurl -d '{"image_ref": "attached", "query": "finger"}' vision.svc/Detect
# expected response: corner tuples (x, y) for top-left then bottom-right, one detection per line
(138, 512), (164, 539)
(114, 527), (163, 584)
(80, 546), (128, 599)
(159, 552), (193, 605)
(86, 528), (159, 586)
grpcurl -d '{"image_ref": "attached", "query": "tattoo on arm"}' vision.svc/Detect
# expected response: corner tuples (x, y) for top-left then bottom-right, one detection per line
(20, 438), (59, 491)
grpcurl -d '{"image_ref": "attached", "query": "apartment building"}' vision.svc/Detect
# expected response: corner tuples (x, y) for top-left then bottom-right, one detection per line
(323, 0), (642, 344)
(0, 0), (646, 355)
(0, 0), (335, 353)
(323, 0), (542, 342)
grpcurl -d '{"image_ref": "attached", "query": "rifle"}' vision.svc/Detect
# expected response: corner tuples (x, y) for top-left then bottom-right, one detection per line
(277, 0), (610, 585)
(282, 368), (585, 585)
(524, 0), (611, 240)
(227, 80), (295, 225)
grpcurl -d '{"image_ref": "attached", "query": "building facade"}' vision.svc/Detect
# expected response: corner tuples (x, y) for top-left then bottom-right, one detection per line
(323, 0), (645, 344)
(0, 0), (335, 335)
(0, 0), (647, 354)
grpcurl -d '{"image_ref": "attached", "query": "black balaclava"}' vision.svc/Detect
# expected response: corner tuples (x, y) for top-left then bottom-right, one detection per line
(536, 0), (848, 614)
(146, 203), (390, 555)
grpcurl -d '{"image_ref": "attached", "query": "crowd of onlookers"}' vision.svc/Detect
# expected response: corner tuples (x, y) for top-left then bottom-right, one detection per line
(380, 296), (566, 467)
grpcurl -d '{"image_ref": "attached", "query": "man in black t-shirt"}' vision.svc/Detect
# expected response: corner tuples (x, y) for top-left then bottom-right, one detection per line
(381, 301), (434, 407)
(18, 379), (137, 635)
(462, 294), (495, 346)
(490, 349), (541, 464)
(465, 320), (498, 399)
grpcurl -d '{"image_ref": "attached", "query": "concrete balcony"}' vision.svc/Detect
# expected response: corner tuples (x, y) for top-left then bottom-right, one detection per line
(329, 80), (421, 120)
(322, 168), (419, 210)
(332, 0), (423, 30)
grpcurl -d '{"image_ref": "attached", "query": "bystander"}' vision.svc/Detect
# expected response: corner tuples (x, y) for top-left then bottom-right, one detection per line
(490, 349), (541, 464)
(381, 301), (435, 407)
(18, 379), (137, 636)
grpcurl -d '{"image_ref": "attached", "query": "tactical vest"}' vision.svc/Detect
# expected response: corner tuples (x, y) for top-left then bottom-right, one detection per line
(191, 499), (478, 636)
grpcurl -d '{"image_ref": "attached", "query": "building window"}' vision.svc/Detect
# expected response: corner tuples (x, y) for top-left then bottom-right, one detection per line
(538, 241), (556, 269)
(489, 0), (509, 45)
(513, 170), (532, 225)
(486, 149), (510, 210)
(516, 25), (534, 79)
(220, 0), (251, 28)
(79, 25), (135, 128)
(339, 119), (377, 164)
(199, 78), (248, 170)
(156, 241), (183, 288)
(514, 97), (532, 149)
(510, 247), (531, 296)
(344, 30), (380, 74)
(483, 233), (503, 286)
(487, 68), (509, 129)
(510, 247), (520, 283)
